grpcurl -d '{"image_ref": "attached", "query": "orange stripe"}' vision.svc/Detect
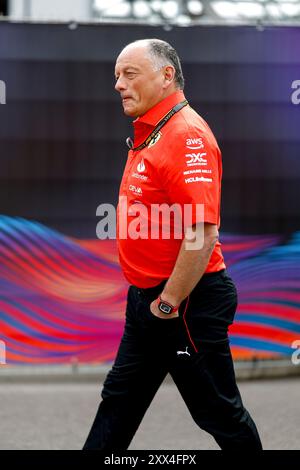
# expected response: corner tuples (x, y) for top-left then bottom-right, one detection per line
(182, 296), (198, 353)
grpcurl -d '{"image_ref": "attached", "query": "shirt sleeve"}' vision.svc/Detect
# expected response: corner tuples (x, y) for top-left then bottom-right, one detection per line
(157, 129), (221, 226)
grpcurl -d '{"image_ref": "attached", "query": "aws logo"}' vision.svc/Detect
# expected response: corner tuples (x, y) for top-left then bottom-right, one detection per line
(186, 137), (204, 150)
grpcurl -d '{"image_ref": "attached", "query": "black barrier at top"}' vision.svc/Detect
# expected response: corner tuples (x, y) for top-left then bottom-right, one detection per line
(0, 22), (299, 237)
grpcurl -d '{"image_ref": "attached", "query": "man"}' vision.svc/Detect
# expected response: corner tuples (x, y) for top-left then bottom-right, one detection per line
(83, 39), (262, 450)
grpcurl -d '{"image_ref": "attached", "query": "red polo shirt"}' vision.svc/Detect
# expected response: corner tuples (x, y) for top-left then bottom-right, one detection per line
(117, 90), (226, 288)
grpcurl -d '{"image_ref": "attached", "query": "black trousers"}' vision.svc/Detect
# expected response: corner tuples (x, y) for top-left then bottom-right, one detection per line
(83, 269), (262, 450)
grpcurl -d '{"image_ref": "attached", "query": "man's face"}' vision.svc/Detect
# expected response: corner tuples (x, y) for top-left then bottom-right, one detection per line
(114, 45), (169, 118)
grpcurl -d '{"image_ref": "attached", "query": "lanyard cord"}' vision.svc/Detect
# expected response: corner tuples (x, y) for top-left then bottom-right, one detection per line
(126, 99), (188, 151)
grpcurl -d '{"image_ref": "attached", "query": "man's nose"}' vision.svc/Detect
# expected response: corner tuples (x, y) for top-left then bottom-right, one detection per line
(115, 76), (126, 92)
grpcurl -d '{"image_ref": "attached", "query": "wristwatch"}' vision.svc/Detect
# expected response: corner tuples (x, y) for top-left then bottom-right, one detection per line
(156, 296), (179, 315)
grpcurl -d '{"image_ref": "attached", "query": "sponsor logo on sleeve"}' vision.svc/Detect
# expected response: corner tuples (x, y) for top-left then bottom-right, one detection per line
(186, 137), (205, 150)
(185, 176), (212, 184)
(185, 152), (207, 166)
(183, 169), (212, 175)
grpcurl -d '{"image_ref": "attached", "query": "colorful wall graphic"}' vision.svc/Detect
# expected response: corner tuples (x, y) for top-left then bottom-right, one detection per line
(0, 216), (299, 364)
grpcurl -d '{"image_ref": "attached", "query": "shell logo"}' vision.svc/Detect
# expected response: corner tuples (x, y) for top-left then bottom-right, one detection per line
(137, 159), (146, 173)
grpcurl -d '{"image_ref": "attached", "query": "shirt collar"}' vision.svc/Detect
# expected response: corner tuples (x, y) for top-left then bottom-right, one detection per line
(132, 90), (186, 148)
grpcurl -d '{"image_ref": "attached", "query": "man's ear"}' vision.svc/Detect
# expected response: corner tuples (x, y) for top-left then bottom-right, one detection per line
(163, 65), (176, 86)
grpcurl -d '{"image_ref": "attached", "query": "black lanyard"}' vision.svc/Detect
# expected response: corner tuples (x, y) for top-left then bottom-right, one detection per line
(126, 99), (188, 151)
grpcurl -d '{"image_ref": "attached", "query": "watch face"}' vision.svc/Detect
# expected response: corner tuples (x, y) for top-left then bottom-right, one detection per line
(159, 302), (172, 314)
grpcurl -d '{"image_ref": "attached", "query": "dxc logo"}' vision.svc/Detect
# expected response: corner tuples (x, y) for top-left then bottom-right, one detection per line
(185, 152), (207, 164)
(0, 80), (6, 104)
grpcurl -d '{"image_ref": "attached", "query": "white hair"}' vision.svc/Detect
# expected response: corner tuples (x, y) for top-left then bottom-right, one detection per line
(125, 38), (185, 89)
